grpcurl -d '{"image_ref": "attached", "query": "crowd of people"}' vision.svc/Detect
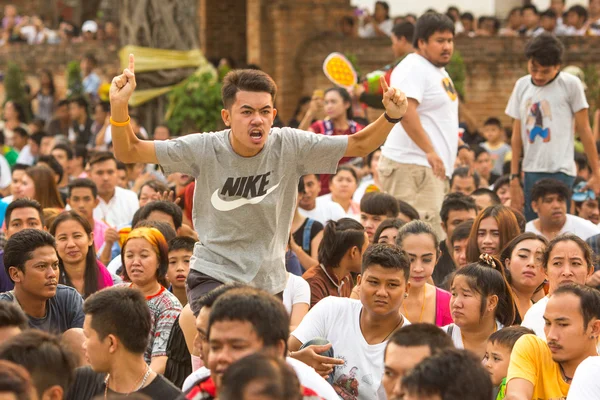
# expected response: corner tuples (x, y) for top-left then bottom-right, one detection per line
(1, 1), (600, 400)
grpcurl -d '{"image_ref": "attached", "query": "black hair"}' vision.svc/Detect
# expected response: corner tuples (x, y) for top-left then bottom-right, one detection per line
(542, 234), (594, 273)
(324, 87), (353, 121)
(0, 330), (76, 396)
(330, 165), (359, 186)
(568, 5), (588, 20)
(524, 33), (564, 67)
(392, 22), (415, 41)
(375, 1), (390, 19)
(451, 263), (516, 326)
(191, 283), (247, 316)
(493, 175), (510, 195)
(473, 145), (489, 160)
(460, 12), (474, 21)
(12, 127), (28, 139)
(362, 243), (411, 281)
(0, 360), (35, 400)
(531, 178), (570, 203)
(131, 220), (177, 243)
(386, 323), (453, 360)
(340, 15), (354, 27)
(318, 218), (365, 268)
(440, 193), (477, 225)
(361, 192), (399, 217)
(82, 53), (97, 66)
(37, 155), (63, 184)
(401, 349), (493, 400)
(522, 4), (539, 15)
(221, 69), (277, 109)
(220, 354), (302, 400)
(574, 153), (591, 174)
(208, 288), (289, 357)
(135, 201), (183, 230)
(541, 9), (557, 19)
(11, 163), (28, 174)
(397, 199), (420, 221)
(451, 167), (480, 189)
(168, 236), (196, 253)
(0, 302), (28, 330)
(413, 12), (455, 49)
(500, 232), (548, 285)
(28, 132), (44, 147)
(69, 96), (88, 110)
(5, 101), (26, 123)
(292, 96), (311, 119)
(488, 326), (534, 350)
(450, 219), (473, 246)
(49, 211), (99, 299)
(471, 188), (501, 206)
(68, 178), (98, 199)
(553, 283), (600, 330)
(4, 229), (55, 282)
(73, 144), (88, 166)
(137, 180), (169, 200)
(88, 151), (116, 168)
(373, 218), (405, 244)
(96, 101), (110, 113)
(396, 220), (440, 252)
(483, 117), (502, 129)
(56, 99), (69, 108)
(51, 143), (73, 160)
(366, 147), (381, 170)
(5, 199), (44, 229)
(83, 286), (152, 354)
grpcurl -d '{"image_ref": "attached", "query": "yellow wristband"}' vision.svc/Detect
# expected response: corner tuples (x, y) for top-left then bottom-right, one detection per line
(110, 116), (131, 127)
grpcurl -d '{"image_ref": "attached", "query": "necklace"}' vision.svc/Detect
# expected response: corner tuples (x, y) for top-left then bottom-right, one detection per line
(383, 315), (404, 342)
(558, 364), (573, 383)
(403, 285), (427, 323)
(104, 365), (152, 399)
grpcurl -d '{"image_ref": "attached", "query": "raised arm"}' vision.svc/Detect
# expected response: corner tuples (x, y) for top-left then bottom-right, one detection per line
(510, 119), (524, 212)
(109, 54), (158, 164)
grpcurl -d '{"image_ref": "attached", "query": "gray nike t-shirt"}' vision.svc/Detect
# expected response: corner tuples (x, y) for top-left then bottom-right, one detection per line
(155, 128), (348, 294)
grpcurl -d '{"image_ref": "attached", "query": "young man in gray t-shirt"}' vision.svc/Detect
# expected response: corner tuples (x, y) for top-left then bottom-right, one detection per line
(108, 55), (408, 310)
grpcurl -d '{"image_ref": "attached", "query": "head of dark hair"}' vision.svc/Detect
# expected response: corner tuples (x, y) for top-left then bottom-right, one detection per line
(361, 192), (399, 217)
(413, 12), (455, 49)
(452, 263), (516, 326)
(168, 236), (196, 254)
(0, 360), (35, 400)
(552, 283), (600, 330)
(51, 143), (73, 160)
(221, 69), (277, 109)
(401, 349), (493, 400)
(500, 232), (548, 284)
(440, 193), (477, 224)
(0, 302), (28, 330)
(471, 188), (501, 206)
(365, 147), (381, 170)
(392, 21), (415, 41)
(492, 175), (510, 195)
(83, 286), (152, 354)
(49, 211), (98, 298)
(568, 5), (588, 20)
(73, 144), (88, 165)
(116, 161), (126, 172)
(318, 218), (365, 268)
(219, 353), (302, 400)
(135, 201), (183, 230)
(396, 220), (440, 253)
(483, 117), (502, 129)
(488, 326), (534, 350)
(466, 205), (521, 263)
(522, 4), (539, 14)
(460, 12), (474, 21)
(82, 53), (97, 66)
(329, 164), (358, 186)
(208, 288), (289, 356)
(56, 99), (69, 108)
(524, 32), (564, 67)
(473, 145), (489, 160)
(191, 283), (247, 316)
(131, 220), (177, 243)
(386, 323), (454, 359)
(531, 178), (570, 203)
(68, 178), (97, 199)
(292, 96), (311, 119)
(373, 218), (405, 244)
(542, 234), (594, 272)
(451, 167), (480, 189)
(324, 87), (354, 121)
(5, 199), (44, 229)
(362, 243), (411, 281)
(4, 229), (55, 281)
(450, 219), (474, 245)
(97, 101), (110, 113)
(5, 101), (26, 123)
(88, 151), (116, 169)
(37, 155), (63, 184)
(69, 96), (88, 110)
(12, 127), (28, 139)
(397, 199), (420, 221)
(0, 330), (77, 396)
(541, 9), (557, 19)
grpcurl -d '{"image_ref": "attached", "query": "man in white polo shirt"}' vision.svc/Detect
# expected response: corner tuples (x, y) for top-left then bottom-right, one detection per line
(378, 12), (467, 240)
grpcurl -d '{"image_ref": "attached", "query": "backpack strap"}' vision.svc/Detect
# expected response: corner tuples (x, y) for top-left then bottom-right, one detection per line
(323, 119), (334, 136)
(302, 219), (315, 252)
(446, 324), (454, 338)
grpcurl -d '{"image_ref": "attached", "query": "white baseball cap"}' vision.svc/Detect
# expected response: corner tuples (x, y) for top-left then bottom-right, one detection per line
(82, 20), (98, 33)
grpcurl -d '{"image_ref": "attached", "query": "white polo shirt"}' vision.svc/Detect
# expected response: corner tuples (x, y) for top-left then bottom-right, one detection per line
(93, 186), (139, 228)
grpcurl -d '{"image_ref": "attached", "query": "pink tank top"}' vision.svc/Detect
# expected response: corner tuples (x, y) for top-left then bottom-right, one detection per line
(435, 287), (453, 327)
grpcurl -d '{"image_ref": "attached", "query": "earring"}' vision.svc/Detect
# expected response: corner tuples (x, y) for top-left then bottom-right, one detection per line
(404, 293), (408, 298)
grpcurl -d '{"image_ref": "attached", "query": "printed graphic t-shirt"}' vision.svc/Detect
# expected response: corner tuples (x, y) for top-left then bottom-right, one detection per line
(155, 128), (347, 295)
(505, 72), (588, 176)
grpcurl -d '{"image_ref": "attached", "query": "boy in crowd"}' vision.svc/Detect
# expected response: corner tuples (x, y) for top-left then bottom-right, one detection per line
(450, 220), (473, 272)
(484, 326), (535, 400)
(507, 33), (600, 221)
(449, 167), (479, 196)
(360, 192), (399, 243)
(167, 236), (196, 307)
(298, 174), (346, 225)
(471, 188), (501, 213)
(474, 145), (500, 186)
(289, 244), (411, 400)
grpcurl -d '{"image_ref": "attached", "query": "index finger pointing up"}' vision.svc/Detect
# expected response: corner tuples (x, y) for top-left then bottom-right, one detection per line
(379, 75), (389, 92)
(129, 53), (135, 73)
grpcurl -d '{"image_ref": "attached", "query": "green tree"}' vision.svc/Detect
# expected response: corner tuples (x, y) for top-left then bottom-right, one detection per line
(3, 62), (31, 121)
(447, 50), (466, 101)
(66, 61), (85, 99)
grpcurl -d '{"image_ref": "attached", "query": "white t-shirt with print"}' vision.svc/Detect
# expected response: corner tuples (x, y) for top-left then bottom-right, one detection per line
(291, 296), (410, 400)
(283, 273), (310, 314)
(521, 296), (549, 340)
(299, 196), (347, 225)
(567, 356), (600, 400)
(381, 53), (459, 178)
(525, 214), (600, 241)
(505, 72), (588, 176)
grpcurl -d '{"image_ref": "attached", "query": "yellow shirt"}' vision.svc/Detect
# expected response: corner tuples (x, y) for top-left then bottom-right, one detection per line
(507, 334), (569, 400)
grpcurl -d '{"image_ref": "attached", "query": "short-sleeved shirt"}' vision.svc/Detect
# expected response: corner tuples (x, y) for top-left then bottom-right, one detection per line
(526, 214), (600, 241)
(93, 186), (139, 228)
(507, 334), (570, 399)
(143, 286), (182, 363)
(0, 285), (84, 334)
(283, 273), (310, 314)
(481, 142), (511, 176)
(567, 356), (600, 400)
(155, 128), (347, 295)
(302, 264), (352, 308)
(505, 73), (588, 176)
(381, 53), (459, 178)
(292, 218), (324, 256)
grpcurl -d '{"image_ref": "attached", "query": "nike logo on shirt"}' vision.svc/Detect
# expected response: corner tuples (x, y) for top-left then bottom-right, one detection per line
(211, 172), (281, 211)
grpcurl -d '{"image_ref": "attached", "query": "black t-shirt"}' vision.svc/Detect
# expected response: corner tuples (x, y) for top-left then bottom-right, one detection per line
(432, 240), (456, 288)
(292, 218), (324, 255)
(66, 366), (183, 400)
